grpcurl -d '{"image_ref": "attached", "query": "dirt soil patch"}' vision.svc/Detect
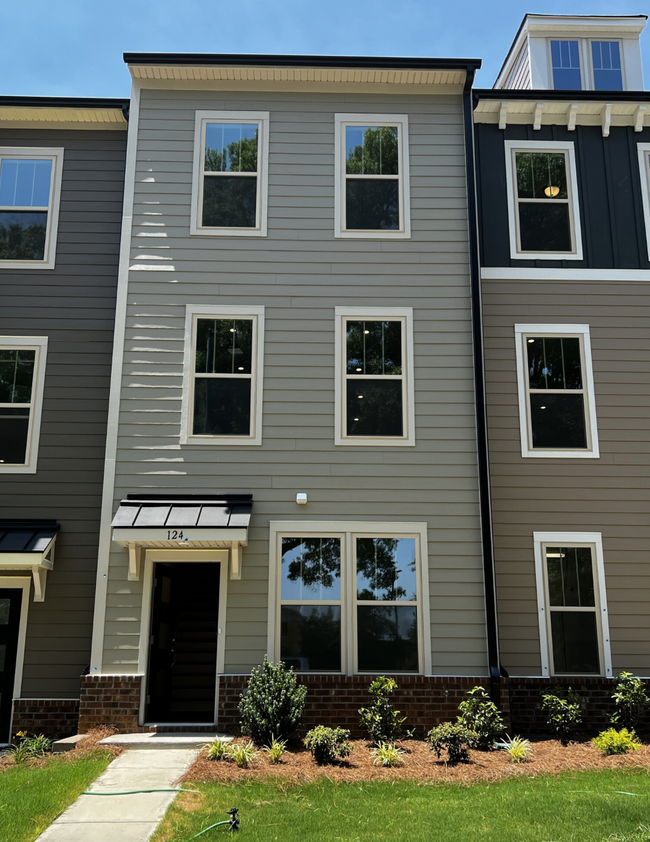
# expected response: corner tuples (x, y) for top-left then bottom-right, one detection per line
(184, 738), (650, 786)
(0, 727), (121, 773)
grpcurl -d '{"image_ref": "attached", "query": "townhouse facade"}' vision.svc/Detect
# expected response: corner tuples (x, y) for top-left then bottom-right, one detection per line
(0, 98), (128, 742)
(474, 14), (650, 729)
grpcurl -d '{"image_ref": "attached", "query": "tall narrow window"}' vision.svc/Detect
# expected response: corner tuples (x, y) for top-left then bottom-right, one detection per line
(182, 306), (264, 446)
(505, 141), (582, 260)
(280, 537), (342, 672)
(591, 41), (623, 91)
(335, 307), (414, 446)
(0, 337), (47, 473)
(515, 324), (599, 458)
(335, 115), (410, 238)
(638, 144), (650, 262)
(534, 532), (611, 678)
(191, 112), (269, 236)
(0, 149), (63, 269)
(550, 40), (582, 89)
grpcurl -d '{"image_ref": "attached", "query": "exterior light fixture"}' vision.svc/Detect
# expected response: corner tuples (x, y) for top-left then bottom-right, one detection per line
(544, 185), (560, 198)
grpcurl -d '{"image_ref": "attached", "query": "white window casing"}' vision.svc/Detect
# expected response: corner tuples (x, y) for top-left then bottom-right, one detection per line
(190, 111), (270, 237)
(181, 305), (264, 446)
(637, 144), (650, 262)
(335, 306), (415, 447)
(504, 140), (583, 261)
(0, 148), (64, 270)
(267, 520), (431, 676)
(533, 531), (612, 678)
(0, 336), (48, 474)
(514, 324), (599, 459)
(334, 114), (411, 239)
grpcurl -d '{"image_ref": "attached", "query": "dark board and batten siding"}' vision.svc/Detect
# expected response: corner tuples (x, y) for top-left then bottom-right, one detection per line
(476, 123), (650, 270)
(0, 128), (126, 697)
(101, 88), (489, 677)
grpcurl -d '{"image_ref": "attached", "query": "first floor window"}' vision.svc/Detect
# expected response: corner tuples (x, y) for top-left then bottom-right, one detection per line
(0, 337), (48, 473)
(515, 324), (599, 458)
(272, 522), (428, 674)
(182, 305), (264, 446)
(0, 148), (64, 269)
(534, 532), (611, 677)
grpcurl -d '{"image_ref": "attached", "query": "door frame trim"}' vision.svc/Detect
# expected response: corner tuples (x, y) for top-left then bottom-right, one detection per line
(0, 577), (31, 719)
(138, 551), (228, 726)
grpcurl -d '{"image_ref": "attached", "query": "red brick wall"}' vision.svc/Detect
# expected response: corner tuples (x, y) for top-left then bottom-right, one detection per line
(218, 674), (511, 737)
(12, 699), (79, 739)
(78, 674), (147, 734)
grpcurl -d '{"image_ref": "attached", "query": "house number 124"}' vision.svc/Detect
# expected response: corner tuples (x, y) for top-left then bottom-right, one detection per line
(167, 530), (184, 539)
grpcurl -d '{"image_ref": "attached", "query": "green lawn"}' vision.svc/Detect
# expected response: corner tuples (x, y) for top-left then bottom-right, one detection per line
(0, 749), (113, 842)
(153, 769), (650, 842)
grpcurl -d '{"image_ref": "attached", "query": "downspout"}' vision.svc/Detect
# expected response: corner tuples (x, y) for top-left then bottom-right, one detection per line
(462, 69), (503, 707)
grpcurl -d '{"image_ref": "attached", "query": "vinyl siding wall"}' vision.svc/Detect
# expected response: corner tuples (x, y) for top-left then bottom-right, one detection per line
(0, 128), (126, 697)
(502, 42), (532, 90)
(101, 86), (488, 678)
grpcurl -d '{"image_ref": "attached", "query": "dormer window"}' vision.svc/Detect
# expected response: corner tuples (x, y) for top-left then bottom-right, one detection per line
(550, 41), (582, 89)
(591, 42), (623, 91)
(549, 38), (625, 91)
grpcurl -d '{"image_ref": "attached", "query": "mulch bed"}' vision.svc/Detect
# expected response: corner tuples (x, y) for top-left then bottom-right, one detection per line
(184, 738), (650, 786)
(0, 727), (122, 773)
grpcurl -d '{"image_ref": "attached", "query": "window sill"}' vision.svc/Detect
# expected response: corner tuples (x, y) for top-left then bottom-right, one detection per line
(511, 251), (583, 261)
(336, 437), (415, 447)
(336, 230), (411, 240)
(522, 449), (600, 459)
(182, 436), (262, 447)
(0, 260), (55, 270)
(0, 463), (38, 474)
(190, 227), (266, 238)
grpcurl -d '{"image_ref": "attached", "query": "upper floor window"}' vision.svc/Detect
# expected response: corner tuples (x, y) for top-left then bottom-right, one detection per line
(191, 112), (269, 237)
(0, 337), (48, 474)
(549, 39), (624, 91)
(505, 141), (583, 261)
(334, 114), (411, 239)
(514, 324), (599, 459)
(636, 143), (650, 262)
(0, 149), (64, 270)
(181, 305), (264, 446)
(335, 307), (415, 446)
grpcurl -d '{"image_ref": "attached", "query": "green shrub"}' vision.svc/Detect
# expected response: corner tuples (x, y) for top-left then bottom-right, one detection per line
(11, 731), (52, 762)
(370, 741), (406, 767)
(501, 734), (533, 763)
(358, 676), (407, 745)
(541, 687), (582, 745)
(204, 738), (229, 761)
(457, 686), (504, 750)
(227, 740), (257, 768)
(263, 736), (287, 764)
(593, 727), (640, 756)
(305, 726), (352, 765)
(611, 672), (649, 731)
(427, 722), (474, 765)
(238, 657), (307, 745)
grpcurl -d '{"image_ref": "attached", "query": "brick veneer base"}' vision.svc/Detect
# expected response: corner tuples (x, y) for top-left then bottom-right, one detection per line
(218, 675), (511, 737)
(78, 674), (147, 734)
(12, 699), (79, 739)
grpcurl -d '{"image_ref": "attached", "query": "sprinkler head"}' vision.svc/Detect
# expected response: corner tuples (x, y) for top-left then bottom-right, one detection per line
(227, 807), (240, 832)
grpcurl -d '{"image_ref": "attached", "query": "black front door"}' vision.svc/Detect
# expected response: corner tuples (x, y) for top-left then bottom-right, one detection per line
(0, 589), (23, 744)
(146, 563), (220, 723)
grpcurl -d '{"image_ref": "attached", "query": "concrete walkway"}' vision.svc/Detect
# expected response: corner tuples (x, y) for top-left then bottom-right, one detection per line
(37, 748), (198, 841)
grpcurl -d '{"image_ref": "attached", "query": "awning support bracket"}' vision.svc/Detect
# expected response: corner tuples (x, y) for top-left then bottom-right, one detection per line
(128, 545), (144, 582)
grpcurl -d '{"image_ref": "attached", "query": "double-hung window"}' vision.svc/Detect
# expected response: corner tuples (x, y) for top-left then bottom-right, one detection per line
(550, 40), (582, 89)
(182, 305), (264, 446)
(271, 521), (429, 675)
(505, 141), (582, 260)
(534, 532), (611, 677)
(0, 337), (48, 473)
(637, 144), (650, 262)
(0, 149), (64, 269)
(335, 307), (414, 446)
(515, 324), (599, 458)
(334, 114), (410, 238)
(191, 112), (269, 236)
(549, 39), (624, 91)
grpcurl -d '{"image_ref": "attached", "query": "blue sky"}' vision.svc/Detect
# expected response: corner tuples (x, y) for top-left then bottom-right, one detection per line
(2, 0), (648, 97)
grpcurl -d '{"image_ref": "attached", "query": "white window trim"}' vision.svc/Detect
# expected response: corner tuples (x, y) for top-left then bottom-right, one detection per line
(334, 306), (415, 447)
(0, 336), (48, 474)
(0, 148), (64, 270)
(514, 324), (599, 459)
(637, 143), (650, 263)
(504, 140), (583, 262)
(267, 520), (431, 676)
(547, 38), (626, 92)
(190, 111), (270, 237)
(533, 531), (612, 678)
(181, 305), (264, 446)
(334, 114), (411, 240)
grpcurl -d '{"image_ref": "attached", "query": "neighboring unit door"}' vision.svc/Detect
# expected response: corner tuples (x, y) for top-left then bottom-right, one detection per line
(146, 562), (220, 723)
(0, 590), (23, 744)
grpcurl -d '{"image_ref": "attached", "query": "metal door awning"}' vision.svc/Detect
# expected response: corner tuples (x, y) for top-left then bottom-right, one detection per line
(0, 520), (59, 601)
(111, 494), (252, 580)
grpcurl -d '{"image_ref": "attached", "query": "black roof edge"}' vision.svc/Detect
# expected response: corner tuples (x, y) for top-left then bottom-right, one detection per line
(0, 519), (60, 529)
(0, 96), (130, 110)
(124, 493), (253, 502)
(474, 88), (650, 107)
(124, 52), (481, 71)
